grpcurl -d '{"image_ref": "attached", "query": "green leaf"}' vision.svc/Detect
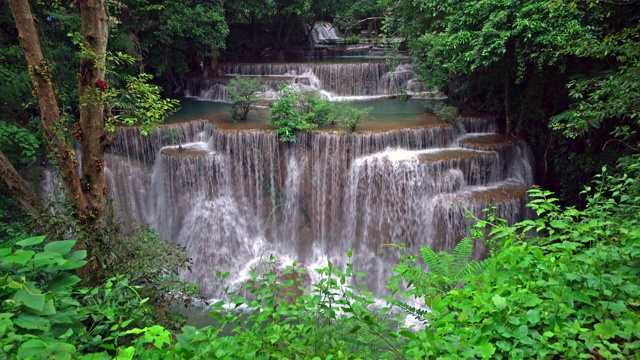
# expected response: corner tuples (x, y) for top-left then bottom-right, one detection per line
(44, 240), (76, 255)
(348, 325), (361, 334)
(549, 220), (568, 229)
(16, 236), (46, 247)
(593, 319), (619, 339)
(115, 346), (135, 360)
(48, 273), (81, 293)
(13, 289), (45, 312)
(3, 250), (35, 266)
(399, 330), (417, 341)
(208, 311), (222, 320)
(526, 310), (541, 325)
(67, 250), (87, 263)
(474, 343), (496, 358)
(17, 339), (48, 359)
(492, 294), (507, 310)
(14, 313), (50, 331)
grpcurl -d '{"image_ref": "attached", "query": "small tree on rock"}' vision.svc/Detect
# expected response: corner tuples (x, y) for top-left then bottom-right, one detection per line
(334, 101), (372, 132)
(227, 76), (262, 122)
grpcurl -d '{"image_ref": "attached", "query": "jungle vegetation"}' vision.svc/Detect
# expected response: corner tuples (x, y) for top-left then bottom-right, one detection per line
(0, 0), (638, 358)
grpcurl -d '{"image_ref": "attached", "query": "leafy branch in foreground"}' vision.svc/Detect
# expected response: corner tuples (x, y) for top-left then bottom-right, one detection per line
(396, 164), (640, 359)
(119, 252), (405, 359)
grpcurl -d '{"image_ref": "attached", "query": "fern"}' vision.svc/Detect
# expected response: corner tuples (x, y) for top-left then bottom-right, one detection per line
(419, 246), (443, 274)
(451, 238), (474, 276)
(389, 237), (491, 319)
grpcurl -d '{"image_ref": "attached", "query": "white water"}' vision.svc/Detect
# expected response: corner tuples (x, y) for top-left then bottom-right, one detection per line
(104, 115), (534, 297)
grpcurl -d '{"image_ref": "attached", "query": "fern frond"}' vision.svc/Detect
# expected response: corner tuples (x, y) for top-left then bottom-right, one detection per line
(420, 246), (443, 274)
(451, 238), (474, 275)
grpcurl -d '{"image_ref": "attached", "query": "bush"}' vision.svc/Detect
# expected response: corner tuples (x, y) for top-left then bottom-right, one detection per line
(298, 90), (335, 126)
(119, 253), (405, 359)
(226, 76), (262, 122)
(269, 85), (317, 142)
(392, 164), (640, 358)
(334, 101), (372, 132)
(425, 102), (459, 123)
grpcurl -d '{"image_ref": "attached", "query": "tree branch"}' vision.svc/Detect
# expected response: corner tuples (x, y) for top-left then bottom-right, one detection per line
(8, 0), (88, 218)
(0, 149), (45, 216)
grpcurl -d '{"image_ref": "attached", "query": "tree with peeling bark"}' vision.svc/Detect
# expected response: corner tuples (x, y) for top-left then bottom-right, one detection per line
(7, 0), (109, 230)
(3, 0), (179, 279)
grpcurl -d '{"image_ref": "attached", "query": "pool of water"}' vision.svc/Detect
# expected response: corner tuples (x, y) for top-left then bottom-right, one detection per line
(167, 97), (450, 132)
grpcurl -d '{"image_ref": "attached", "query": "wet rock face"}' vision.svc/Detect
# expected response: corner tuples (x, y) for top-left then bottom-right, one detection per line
(104, 115), (533, 297)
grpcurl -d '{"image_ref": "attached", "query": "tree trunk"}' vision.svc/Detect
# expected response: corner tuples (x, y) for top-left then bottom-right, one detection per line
(0, 149), (44, 216)
(78, 0), (109, 228)
(8, 0), (88, 216)
(7, 0), (108, 228)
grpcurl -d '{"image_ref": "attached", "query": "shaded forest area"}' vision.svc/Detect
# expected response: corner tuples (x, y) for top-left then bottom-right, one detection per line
(0, 0), (639, 358)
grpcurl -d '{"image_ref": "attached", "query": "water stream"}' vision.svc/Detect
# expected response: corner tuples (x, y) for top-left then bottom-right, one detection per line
(102, 51), (534, 298)
(106, 115), (533, 297)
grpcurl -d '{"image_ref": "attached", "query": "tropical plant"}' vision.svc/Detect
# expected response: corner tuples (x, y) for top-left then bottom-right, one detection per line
(431, 104), (459, 123)
(226, 75), (263, 122)
(298, 90), (335, 126)
(388, 238), (489, 307)
(395, 163), (640, 358)
(269, 85), (317, 142)
(117, 253), (405, 359)
(334, 101), (371, 132)
(0, 235), (170, 358)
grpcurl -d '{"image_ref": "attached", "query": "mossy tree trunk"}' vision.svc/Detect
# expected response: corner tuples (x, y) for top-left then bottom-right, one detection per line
(7, 0), (109, 229)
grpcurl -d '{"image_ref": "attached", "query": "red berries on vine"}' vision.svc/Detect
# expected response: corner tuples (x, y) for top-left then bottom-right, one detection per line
(71, 122), (82, 140)
(95, 160), (104, 171)
(95, 78), (108, 92)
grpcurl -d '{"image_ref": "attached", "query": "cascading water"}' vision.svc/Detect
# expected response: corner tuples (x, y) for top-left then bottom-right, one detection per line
(185, 61), (419, 101)
(105, 113), (534, 297)
(308, 21), (342, 45)
(103, 36), (534, 297)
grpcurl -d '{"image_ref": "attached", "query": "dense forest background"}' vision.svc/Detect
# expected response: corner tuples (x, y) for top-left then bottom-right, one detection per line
(1, 0), (639, 358)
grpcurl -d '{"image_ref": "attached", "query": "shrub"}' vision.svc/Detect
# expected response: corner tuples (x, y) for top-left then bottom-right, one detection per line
(119, 253), (406, 359)
(298, 90), (336, 126)
(226, 75), (262, 122)
(334, 101), (372, 132)
(392, 165), (640, 358)
(425, 102), (459, 123)
(269, 85), (317, 142)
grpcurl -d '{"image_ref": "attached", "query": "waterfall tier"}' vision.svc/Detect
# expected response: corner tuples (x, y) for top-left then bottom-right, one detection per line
(185, 61), (430, 101)
(105, 115), (534, 296)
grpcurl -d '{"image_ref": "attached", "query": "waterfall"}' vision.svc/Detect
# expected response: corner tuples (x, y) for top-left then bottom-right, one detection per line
(104, 115), (534, 297)
(185, 60), (421, 101)
(308, 21), (342, 45)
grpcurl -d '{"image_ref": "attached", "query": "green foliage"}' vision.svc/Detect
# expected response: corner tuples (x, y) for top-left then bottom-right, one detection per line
(268, 88), (373, 138)
(383, 0), (640, 202)
(118, 254), (405, 359)
(425, 103), (459, 123)
(104, 73), (180, 136)
(269, 85), (318, 142)
(333, 101), (371, 132)
(0, 235), (165, 358)
(0, 236), (89, 358)
(549, 21), (640, 141)
(298, 90), (335, 126)
(325, 0), (385, 32)
(395, 163), (640, 358)
(131, 0), (229, 79)
(78, 275), (154, 354)
(389, 239), (488, 305)
(226, 76), (263, 122)
(0, 121), (41, 165)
